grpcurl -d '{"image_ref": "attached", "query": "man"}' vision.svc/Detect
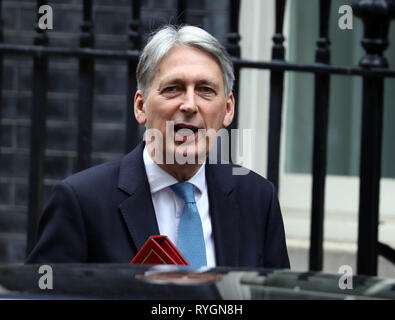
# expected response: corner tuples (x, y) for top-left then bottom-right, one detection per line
(26, 25), (290, 269)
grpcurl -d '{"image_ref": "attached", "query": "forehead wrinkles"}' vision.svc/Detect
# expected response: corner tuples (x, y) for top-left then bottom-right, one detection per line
(152, 47), (224, 85)
(158, 75), (221, 89)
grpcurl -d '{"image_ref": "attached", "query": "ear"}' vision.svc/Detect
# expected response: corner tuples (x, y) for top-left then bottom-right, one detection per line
(222, 91), (235, 128)
(134, 90), (147, 125)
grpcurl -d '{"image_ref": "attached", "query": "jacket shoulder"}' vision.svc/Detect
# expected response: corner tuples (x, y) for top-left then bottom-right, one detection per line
(63, 158), (122, 191)
(210, 162), (275, 194)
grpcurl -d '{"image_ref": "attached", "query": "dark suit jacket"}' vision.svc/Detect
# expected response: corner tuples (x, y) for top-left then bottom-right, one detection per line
(26, 142), (290, 268)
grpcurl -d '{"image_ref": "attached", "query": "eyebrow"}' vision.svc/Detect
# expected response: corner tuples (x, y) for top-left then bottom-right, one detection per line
(158, 77), (220, 91)
(157, 78), (184, 90)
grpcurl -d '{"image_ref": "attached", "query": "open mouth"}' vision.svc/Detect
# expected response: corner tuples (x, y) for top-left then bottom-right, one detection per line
(174, 123), (201, 142)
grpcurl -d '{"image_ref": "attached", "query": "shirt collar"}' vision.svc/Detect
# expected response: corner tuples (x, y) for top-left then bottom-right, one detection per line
(143, 146), (206, 194)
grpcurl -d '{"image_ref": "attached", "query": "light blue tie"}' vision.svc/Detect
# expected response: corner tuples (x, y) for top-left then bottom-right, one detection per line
(171, 182), (207, 267)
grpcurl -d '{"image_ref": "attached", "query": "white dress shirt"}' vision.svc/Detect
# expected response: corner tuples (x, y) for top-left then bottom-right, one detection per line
(142, 146), (216, 267)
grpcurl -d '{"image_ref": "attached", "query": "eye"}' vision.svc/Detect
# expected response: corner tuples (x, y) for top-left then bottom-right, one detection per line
(164, 86), (178, 93)
(198, 86), (215, 95)
(161, 86), (181, 97)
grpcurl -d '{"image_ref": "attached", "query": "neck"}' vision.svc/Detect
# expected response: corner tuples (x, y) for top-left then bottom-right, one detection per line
(145, 142), (205, 182)
(157, 162), (202, 182)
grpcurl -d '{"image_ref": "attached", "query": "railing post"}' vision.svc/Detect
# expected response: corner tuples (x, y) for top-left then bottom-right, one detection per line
(226, 0), (241, 162)
(77, 0), (95, 171)
(309, 0), (332, 271)
(26, 0), (49, 255)
(177, 0), (187, 25)
(267, 0), (287, 191)
(353, 0), (395, 276)
(0, 0), (3, 151)
(125, 0), (142, 153)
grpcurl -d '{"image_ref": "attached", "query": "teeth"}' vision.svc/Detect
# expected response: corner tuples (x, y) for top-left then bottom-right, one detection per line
(177, 128), (194, 136)
(175, 125), (197, 132)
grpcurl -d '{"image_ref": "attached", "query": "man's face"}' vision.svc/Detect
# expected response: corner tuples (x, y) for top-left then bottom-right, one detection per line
(134, 46), (234, 164)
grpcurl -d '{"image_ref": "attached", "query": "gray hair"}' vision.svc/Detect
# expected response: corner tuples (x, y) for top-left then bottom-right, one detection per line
(136, 25), (234, 97)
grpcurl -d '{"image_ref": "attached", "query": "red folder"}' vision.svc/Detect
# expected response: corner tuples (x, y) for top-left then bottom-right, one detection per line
(130, 235), (189, 265)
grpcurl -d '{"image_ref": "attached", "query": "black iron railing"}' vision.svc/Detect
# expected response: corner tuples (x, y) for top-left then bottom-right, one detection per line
(26, 0), (49, 257)
(0, 0), (394, 276)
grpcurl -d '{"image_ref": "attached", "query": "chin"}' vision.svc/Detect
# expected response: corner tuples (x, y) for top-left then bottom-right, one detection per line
(172, 142), (207, 166)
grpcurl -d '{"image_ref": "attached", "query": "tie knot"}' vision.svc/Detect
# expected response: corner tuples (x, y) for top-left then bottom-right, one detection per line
(171, 182), (195, 204)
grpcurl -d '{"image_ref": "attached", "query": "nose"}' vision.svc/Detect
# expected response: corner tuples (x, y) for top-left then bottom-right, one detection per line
(179, 88), (197, 113)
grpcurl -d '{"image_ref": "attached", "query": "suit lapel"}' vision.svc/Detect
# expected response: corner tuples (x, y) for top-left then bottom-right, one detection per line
(118, 142), (160, 251)
(206, 163), (240, 266)
(117, 143), (241, 265)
